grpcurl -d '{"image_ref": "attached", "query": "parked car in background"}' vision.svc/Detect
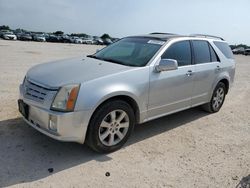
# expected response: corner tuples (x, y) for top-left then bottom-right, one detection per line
(46, 34), (60, 42)
(0, 30), (10, 37)
(93, 36), (104, 45)
(103, 38), (113, 45)
(33, 34), (46, 42)
(18, 33), (235, 153)
(69, 36), (82, 44)
(18, 33), (33, 41)
(232, 47), (245, 55)
(75, 37), (83, 44)
(59, 34), (71, 43)
(1, 31), (17, 40)
(244, 49), (250, 56)
(82, 37), (94, 44)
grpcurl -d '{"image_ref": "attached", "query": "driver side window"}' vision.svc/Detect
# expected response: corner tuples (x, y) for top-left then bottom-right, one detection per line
(161, 41), (192, 66)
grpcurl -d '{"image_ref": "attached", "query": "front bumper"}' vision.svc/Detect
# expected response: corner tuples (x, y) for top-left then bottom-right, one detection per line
(19, 81), (92, 144)
(21, 102), (88, 143)
(4, 36), (16, 40)
(18, 100), (91, 144)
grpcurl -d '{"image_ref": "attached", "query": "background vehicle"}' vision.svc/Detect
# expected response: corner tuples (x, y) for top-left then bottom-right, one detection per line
(232, 47), (245, 54)
(82, 37), (94, 44)
(33, 34), (46, 42)
(0, 30), (10, 37)
(244, 48), (250, 55)
(69, 36), (82, 44)
(18, 33), (33, 41)
(74, 37), (83, 44)
(18, 33), (235, 153)
(59, 34), (71, 43)
(103, 38), (113, 45)
(1, 31), (17, 40)
(93, 36), (104, 45)
(46, 34), (61, 42)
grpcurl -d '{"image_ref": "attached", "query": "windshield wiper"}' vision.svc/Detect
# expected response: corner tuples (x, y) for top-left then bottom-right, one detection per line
(87, 54), (101, 60)
(101, 58), (125, 65)
(87, 55), (139, 67)
(102, 58), (140, 67)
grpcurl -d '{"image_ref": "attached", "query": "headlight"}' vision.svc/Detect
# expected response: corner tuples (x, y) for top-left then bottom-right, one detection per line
(51, 84), (80, 112)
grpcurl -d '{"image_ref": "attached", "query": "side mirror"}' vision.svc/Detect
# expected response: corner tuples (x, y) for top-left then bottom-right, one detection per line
(155, 59), (178, 72)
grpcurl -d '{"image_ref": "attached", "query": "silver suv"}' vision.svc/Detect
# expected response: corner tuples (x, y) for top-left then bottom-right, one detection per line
(18, 33), (235, 152)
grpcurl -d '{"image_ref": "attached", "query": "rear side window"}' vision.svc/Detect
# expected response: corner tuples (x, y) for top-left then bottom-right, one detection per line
(192, 41), (211, 64)
(209, 45), (220, 62)
(214, 41), (234, 59)
(162, 41), (192, 66)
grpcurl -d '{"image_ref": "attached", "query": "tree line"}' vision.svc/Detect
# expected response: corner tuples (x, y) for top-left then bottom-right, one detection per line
(0, 25), (113, 40)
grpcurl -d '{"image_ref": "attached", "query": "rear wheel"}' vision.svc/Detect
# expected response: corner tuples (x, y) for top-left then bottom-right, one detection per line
(86, 100), (135, 153)
(202, 82), (226, 113)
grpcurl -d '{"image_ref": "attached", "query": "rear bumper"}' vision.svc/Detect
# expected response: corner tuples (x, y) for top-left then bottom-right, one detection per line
(19, 100), (91, 144)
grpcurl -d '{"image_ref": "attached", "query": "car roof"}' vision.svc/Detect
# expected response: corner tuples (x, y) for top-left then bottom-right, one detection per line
(128, 33), (181, 41)
(128, 33), (224, 42)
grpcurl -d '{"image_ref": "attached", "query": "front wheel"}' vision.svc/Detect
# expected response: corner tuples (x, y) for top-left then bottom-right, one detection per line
(86, 100), (135, 153)
(202, 82), (226, 113)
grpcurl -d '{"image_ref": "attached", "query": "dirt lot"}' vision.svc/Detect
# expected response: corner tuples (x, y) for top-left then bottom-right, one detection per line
(0, 40), (249, 188)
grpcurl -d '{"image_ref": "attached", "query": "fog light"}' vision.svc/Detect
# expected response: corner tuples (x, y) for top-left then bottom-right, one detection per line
(49, 115), (57, 131)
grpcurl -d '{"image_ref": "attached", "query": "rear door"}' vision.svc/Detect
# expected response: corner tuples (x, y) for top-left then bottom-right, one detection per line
(191, 40), (221, 106)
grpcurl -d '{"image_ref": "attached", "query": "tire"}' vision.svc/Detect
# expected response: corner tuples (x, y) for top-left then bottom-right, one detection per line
(202, 82), (226, 113)
(86, 100), (135, 153)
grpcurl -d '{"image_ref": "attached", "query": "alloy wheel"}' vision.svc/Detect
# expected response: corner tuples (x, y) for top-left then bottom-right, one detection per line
(98, 110), (129, 146)
(212, 87), (225, 110)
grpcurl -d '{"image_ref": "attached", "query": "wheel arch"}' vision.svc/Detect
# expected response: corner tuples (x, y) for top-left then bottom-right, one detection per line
(219, 78), (229, 94)
(89, 94), (141, 125)
(208, 76), (230, 101)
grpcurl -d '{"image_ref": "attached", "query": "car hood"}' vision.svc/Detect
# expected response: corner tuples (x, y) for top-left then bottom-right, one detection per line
(26, 56), (134, 88)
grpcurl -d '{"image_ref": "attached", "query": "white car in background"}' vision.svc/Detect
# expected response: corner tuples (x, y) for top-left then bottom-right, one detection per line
(33, 34), (46, 42)
(70, 36), (82, 44)
(75, 38), (83, 44)
(2, 31), (17, 40)
(82, 38), (94, 44)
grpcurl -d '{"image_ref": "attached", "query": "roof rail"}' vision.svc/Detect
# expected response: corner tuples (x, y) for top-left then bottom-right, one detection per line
(190, 34), (224, 41)
(150, 32), (178, 35)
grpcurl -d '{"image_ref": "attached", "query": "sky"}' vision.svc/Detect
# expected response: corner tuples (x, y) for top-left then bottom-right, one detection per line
(0, 0), (250, 45)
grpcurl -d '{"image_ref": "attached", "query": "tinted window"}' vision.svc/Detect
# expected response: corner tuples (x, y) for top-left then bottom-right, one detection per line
(162, 41), (191, 66)
(209, 44), (220, 62)
(214, 41), (234, 59)
(103, 43), (135, 57)
(93, 37), (163, 67)
(192, 41), (210, 64)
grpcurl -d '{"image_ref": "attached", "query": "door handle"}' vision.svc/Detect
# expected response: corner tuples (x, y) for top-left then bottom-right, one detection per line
(186, 70), (193, 76)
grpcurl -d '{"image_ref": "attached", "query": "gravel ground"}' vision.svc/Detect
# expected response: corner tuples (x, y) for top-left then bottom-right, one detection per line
(0, 40), (249, 188)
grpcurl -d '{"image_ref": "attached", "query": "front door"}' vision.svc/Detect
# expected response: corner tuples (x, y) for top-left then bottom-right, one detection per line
(148, 40), (195, 119)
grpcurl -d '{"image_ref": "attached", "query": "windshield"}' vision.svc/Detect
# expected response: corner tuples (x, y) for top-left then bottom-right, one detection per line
(89, 37), (165, 67)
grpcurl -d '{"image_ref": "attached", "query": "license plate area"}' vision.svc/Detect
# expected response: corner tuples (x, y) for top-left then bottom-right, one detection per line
(18, 99), (29, 119)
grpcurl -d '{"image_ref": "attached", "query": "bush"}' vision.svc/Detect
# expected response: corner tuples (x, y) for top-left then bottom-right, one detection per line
(0, 25), (10, 30)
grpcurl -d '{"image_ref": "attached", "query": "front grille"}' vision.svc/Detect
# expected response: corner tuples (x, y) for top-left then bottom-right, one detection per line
(24, 79), (55, 103)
